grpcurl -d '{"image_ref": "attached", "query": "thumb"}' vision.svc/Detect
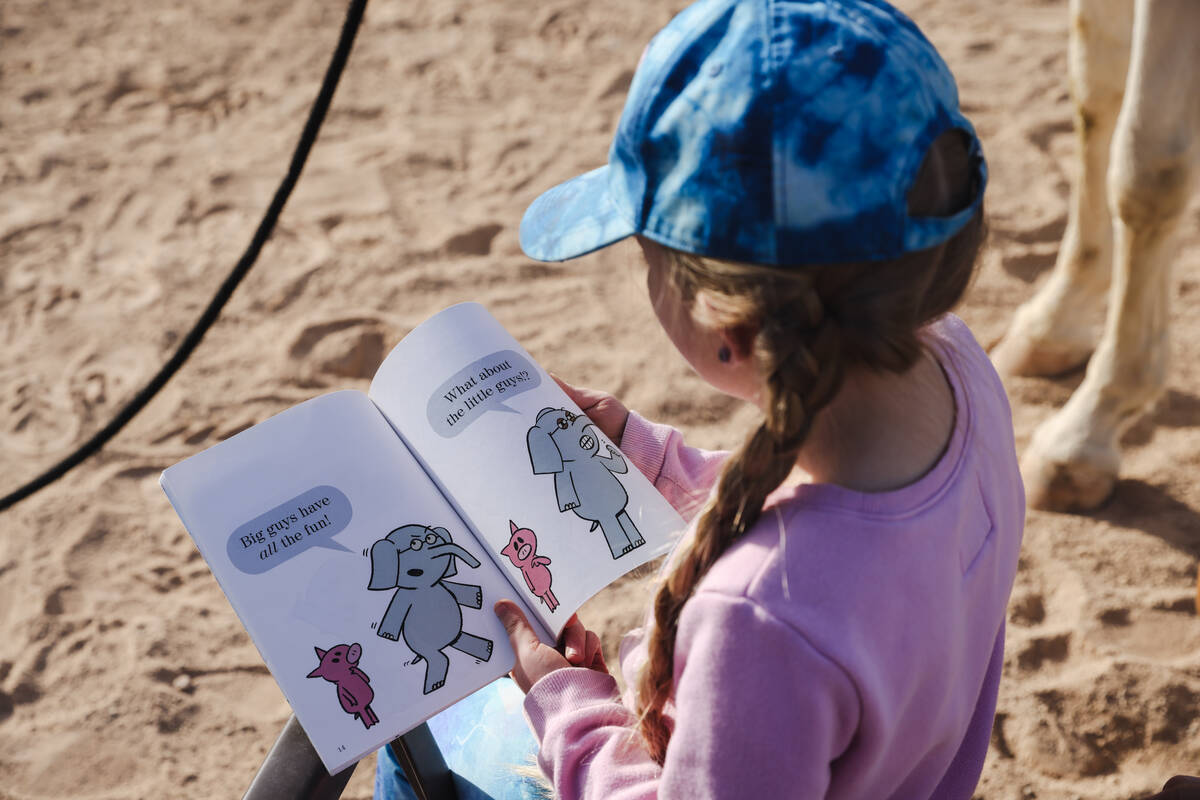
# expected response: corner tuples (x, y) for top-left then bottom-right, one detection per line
(497, 599), (566, 693)
(495, 599), (538, 654)
(551, 373), (594, 405)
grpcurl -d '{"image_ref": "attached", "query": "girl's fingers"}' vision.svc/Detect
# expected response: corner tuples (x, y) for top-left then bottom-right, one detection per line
(584, 630), (607, 673)
(551, 374), (593, 404)
(550, 374), (629, 443)
(558, 613), (587, 664)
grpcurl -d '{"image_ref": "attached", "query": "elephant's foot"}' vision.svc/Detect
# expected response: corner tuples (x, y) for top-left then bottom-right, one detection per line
(1021, 408), (1120, 512)
(421, 651), (450, 694)
(618, 511), (644, 548)
(451, 631), (493, 662)
(617, 535), (645, 556)
(597, 520), (634, 559)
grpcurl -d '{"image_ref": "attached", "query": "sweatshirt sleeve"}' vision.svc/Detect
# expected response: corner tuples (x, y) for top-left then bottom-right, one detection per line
(618, 412), (729, 523)
(523, 591), (861, 800)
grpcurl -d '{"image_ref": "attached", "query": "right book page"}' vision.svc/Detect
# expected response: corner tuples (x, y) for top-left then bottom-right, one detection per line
(368, 303), (684, 637)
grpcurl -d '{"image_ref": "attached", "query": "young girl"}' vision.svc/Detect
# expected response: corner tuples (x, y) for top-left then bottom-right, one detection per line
(382, 0), (1024, 797)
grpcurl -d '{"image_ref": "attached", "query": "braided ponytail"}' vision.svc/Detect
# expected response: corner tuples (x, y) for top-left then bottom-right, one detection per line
(634, 256), (848, 763)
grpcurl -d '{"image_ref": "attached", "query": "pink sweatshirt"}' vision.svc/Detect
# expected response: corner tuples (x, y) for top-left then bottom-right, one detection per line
(522, 315), (1025, 799)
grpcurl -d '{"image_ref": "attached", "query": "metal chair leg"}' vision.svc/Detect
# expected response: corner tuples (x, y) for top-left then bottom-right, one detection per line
(243, 715), (357, 800)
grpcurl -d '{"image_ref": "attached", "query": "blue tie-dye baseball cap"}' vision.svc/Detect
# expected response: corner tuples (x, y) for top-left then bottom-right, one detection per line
(519, 0), (986, 265)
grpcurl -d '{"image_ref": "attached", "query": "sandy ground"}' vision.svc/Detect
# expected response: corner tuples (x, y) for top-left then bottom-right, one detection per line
(2, 0), (1200, 798)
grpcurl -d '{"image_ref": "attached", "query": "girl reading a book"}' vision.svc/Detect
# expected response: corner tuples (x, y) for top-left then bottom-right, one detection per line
(377, 0), (1024, 797)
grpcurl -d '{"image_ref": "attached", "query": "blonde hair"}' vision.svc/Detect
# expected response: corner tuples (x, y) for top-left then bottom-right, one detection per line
(633, 129), (986, 764)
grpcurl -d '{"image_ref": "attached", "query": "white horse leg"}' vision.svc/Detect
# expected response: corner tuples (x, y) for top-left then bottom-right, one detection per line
(993, 0), (1132, 376)
(1023, 0), (1199, 511)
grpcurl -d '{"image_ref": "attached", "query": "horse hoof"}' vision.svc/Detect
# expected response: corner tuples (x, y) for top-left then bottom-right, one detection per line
(1021, 447), (1117, 512)
(991, 327), (1092, 378)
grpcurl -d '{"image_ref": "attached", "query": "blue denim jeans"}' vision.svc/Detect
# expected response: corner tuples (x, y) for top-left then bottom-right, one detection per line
(373, 679), (546, 800)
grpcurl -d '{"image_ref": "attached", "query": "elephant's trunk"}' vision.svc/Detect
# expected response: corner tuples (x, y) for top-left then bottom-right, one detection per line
(429, 542), (481, 569)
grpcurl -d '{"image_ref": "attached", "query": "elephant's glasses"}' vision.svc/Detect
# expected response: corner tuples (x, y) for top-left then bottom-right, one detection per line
(403, 532), (444, 552)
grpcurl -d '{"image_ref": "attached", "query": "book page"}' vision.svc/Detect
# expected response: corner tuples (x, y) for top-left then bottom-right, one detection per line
(368, 303), (685, 637)
(159, 391), (518, 774)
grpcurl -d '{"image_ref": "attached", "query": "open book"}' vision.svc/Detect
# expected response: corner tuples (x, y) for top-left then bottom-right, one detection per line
(160, 302), (683, 774)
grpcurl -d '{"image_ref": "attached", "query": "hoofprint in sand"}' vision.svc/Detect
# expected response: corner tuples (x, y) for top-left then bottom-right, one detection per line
(1, 1), (1197, 798)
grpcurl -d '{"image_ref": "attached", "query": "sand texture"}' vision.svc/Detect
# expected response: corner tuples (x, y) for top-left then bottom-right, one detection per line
(2, 0), (1199, 797)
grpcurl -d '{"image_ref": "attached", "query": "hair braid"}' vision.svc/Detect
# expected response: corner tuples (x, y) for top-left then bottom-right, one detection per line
(635, 275), (846, 763)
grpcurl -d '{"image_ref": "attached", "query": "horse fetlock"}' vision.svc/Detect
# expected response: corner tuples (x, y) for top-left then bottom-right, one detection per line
(1022, 446), (1118, 512)
(1022, 406), (1121, 511)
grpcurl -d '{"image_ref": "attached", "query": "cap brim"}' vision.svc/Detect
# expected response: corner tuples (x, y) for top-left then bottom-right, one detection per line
(519, 166), (637, 262)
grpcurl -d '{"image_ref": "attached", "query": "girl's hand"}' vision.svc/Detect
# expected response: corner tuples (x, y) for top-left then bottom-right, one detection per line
(558, 613), (607, 672)
(496, 601), (608, 693)
(552, 375), (630, 446)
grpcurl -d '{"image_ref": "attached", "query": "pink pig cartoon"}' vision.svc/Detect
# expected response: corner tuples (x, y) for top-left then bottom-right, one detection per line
(501, 521), (558, 612)
(306, 643), (379, 729)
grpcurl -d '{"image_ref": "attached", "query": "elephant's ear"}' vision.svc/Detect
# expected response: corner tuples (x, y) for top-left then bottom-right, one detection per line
(367, 539), (399, 590)
(527, 426), (562, 474)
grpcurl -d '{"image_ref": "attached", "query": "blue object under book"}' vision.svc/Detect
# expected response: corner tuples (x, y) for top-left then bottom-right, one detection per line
(375, 679), (546, 800)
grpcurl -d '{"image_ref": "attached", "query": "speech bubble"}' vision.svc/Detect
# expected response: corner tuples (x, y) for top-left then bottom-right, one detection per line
(227, 485), (354, 575)
(427, 349), (542, 438)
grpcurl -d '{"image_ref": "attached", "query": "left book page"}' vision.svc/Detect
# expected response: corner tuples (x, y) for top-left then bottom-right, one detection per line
(159, 391), (517, 775)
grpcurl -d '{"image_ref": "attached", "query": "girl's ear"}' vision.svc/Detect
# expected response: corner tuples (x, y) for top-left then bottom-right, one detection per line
(721, 323), (758, 361)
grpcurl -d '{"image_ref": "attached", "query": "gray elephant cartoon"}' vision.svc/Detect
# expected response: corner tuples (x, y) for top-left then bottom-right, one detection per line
(526, 407), (645, 559)
(367, 524), (493, 694)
